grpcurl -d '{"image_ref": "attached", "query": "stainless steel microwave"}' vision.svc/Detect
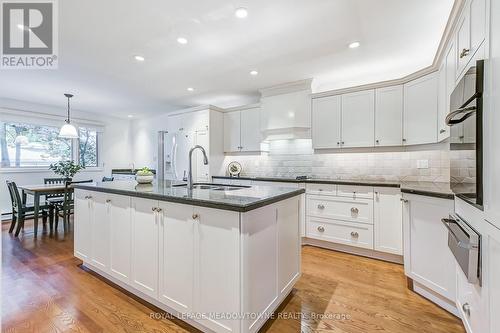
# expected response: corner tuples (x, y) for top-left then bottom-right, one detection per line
(447, 60), (484, 208)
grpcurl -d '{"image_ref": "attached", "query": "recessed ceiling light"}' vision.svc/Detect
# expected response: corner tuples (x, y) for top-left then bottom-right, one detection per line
(348, 41), (360, 49)
(235, 7), (248, 18)
(134, 55), (145, 62)
(250, 70), (258, 76)
(127, 115), (133, 118)
(187, 87), (194, 92)
(177, 37), (188, 45)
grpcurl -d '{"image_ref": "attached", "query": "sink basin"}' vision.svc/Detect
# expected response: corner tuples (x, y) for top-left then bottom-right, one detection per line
(173, 183), (250, 191)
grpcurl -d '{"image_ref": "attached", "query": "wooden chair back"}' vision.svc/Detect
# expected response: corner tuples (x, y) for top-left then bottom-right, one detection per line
(44, 177), (67, 199)
(6, 181), (23, 212)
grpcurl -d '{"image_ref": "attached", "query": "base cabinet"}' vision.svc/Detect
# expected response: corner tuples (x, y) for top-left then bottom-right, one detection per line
(374, 187), (402, 255)
(131, 197), (159, 299)
(74, 189), (301, 333)
(402, 194), (456, 312)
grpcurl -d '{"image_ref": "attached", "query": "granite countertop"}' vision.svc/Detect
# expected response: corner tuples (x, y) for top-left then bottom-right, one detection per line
(212, 176), (455, 199)
(73, 181), (305, 212)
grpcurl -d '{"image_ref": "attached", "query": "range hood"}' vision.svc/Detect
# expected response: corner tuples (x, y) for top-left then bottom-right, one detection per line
(259, 79), (312, 141)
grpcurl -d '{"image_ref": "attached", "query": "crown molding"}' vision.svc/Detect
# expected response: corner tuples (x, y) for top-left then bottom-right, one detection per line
(259, 79), (313, 98)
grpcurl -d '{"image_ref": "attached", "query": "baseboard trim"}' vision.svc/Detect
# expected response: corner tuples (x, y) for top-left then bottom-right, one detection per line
(302, 237), (404, 264)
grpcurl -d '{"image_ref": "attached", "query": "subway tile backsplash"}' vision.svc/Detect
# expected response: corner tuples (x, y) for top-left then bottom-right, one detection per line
(222, 140), (450, 182)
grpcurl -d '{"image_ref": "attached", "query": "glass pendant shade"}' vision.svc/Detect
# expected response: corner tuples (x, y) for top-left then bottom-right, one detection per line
(59, 93), (78, 138)
(59, 121), (79, 138)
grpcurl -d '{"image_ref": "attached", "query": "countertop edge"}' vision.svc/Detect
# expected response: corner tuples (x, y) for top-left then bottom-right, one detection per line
(73, 185), (305, 212)
(400, 188), (454, 200)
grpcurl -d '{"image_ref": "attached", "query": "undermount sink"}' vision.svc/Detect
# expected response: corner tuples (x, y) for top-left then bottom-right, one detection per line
(173, 183), (251, 191)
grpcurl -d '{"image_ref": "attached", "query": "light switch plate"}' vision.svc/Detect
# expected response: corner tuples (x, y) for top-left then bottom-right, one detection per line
(417, 160), (429, 169)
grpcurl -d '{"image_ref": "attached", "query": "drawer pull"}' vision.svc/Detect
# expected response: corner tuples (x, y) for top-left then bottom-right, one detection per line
(462, 303), (470, 317)
(317, 226), (325, 232)
(460, 48), (470, 59)
(192, 213), (200, 220)
(317, 204), (325, 209)
(152, 207), (157, 212)
(106, 199), (112, 203)
(350, 231), (359, 238)
(351, 207), (359, 214)
(400, 198), (409, 203)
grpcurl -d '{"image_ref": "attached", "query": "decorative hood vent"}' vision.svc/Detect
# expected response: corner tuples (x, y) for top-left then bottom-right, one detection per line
(259, 79), (312, 141)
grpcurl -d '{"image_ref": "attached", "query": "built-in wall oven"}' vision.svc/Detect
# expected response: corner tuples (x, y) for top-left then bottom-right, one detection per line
(447, 60), (484, 209)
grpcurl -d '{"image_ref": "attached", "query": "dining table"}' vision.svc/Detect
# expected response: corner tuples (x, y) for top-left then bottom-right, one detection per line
(17, 183), (69, 237)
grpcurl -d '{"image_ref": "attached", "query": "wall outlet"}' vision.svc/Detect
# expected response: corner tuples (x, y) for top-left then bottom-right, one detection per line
(417, 160), (429, 169)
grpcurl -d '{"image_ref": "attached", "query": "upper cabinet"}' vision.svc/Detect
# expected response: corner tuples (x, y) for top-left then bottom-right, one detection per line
(223, 107), (263, 153)
(341, 90), (375, 148)
(375, 86), (403, 146)
(312, 95), (342, 149)
(456, 0), (486, 76)
(403, 73), (438, 145)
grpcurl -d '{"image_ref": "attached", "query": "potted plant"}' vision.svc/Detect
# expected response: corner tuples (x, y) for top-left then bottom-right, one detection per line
(135, 167), (154, 184)
(49, 160), (85, 180)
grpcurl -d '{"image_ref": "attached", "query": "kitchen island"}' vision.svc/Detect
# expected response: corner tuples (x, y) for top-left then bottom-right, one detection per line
(73, 181), (304, 333)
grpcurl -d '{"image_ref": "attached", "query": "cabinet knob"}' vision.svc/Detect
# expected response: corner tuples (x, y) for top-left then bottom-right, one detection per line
(157, 208), (162, 212)
(351, 207), (359, 214)
(106, 199), (111, 203)
(317, 226), (325, 232)
(460, 48), (470, 59)
(462, 303), (471, 317)
(402, 138), (407, 142)
(192, 213), (199, 220)
(439, 129), (446, 134)
(375, 139), (379, 144)
(152, 207), (157, 212)
(341, 141), (345, 145)
(317, 204), (325, 209)
(400, 198), (408, 203)
(337, 142), (340, 145)
(350, 231), (359, 238)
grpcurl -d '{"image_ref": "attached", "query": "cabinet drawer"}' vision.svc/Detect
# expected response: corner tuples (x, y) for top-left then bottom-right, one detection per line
(456, 266), (488, 333)
(306, 217), (373, 249)
(337, 185), (373, 199)
(307, 195), (373, 224)
(306, 183), (337, 195)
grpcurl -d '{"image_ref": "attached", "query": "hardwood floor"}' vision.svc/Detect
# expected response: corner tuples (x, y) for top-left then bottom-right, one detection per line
(2, 219), (465, 333)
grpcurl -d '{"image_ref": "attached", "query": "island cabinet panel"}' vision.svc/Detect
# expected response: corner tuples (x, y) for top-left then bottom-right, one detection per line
(194, 206), (240, 333)
(277, 197), (300, 294)
(108, 194), (132, 284)
(157, 202), (195, 314)
(131, 197), (159, 299)
(74, 190), (92, 261)
(90, 192), (110, 271)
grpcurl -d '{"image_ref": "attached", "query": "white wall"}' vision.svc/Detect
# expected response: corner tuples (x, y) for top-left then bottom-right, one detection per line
(130, 113), (170, 169)
(0, 98), (133, 216)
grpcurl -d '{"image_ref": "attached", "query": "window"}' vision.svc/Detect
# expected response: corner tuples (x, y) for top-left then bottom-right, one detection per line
(78, 127), (98, 167)
(0, 121), (101, 169)
(0, 121), (72, 167)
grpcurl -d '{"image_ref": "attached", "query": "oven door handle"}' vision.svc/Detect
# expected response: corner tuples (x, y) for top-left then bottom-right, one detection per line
(445, 106), (476, 126)
(441, 218), (478, 250)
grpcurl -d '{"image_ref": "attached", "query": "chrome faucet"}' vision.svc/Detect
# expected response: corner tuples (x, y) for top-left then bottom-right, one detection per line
(188, 145), (209, 190)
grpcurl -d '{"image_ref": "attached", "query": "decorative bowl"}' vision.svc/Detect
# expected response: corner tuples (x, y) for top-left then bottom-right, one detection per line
(136, 174), (154, 184)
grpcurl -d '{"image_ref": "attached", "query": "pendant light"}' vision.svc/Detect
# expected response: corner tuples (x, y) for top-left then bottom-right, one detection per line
(58, 93), (79, 138)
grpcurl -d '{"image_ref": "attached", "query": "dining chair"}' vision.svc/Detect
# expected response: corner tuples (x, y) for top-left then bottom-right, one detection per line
(102, 176), (114, 182)
(51, 180), (93, 232)
(6, 181), (52, 237)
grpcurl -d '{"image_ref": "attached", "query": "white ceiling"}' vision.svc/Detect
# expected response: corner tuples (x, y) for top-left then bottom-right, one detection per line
(0, 0), (455, 118)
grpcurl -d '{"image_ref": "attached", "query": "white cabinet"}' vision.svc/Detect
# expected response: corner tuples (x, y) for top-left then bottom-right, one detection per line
(403, 73), (438, 145)
(402, 194), (456, 312)
(457, 0), (487, 76)
(341, 90), (375, 148)
(277, 197), (300, 294)
(224, 108), (262, 152)
(437, 63), (448, 142)
(375, 85), (403, 146)
(108, 194), (132, 284)
(488, 224), (500, 333)
(131, 197), (159, 299)
(74, 190), (92, 261)
(195, 206), (240, 333)
(312, 95), (342, 149)
(223, 111), (241, 152)
(90, 192), (110, 271)
(374, 187), (402, 255)
(158, 202), (194, 313)
(241, 108), (262, 152)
